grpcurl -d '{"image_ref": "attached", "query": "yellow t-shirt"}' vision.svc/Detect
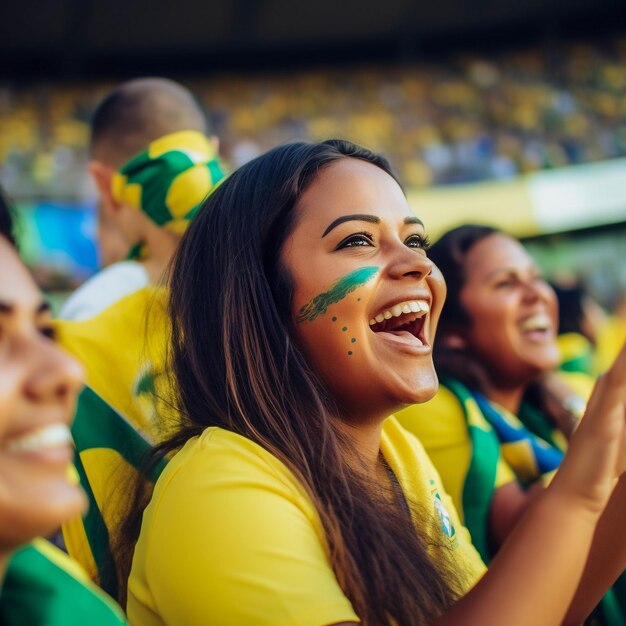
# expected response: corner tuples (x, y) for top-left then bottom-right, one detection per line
(127, 417), (485, 626)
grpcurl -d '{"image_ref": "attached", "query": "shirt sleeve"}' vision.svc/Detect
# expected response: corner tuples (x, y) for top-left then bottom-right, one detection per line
(142, 444), (359, 626)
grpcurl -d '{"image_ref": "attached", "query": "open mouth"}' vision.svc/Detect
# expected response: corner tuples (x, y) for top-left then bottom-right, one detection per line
(369, 300), (429, 347)
(519, 312), (554, 341)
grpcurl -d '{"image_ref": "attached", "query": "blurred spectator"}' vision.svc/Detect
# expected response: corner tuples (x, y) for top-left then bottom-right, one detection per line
(59, 77), (225, 321)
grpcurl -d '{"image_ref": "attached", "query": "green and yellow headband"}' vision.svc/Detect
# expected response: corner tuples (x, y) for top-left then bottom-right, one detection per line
(111, 130), (225, 258)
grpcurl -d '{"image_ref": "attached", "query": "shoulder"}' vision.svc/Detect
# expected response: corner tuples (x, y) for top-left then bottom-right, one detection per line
(129, 428), (358, 625)
(144, 427), (319, 543)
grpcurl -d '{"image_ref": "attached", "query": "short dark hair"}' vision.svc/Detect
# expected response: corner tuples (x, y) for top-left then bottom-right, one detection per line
(90, 77), (208, 168)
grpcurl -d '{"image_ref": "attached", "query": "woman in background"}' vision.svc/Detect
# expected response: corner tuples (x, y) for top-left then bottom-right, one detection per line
(0, 192), (126, 625)
(397, 223), (626, 623)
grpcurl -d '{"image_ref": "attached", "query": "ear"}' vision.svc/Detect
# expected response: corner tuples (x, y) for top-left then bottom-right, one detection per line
(88, 161), (119, 212)
(443, 333), (467, 349)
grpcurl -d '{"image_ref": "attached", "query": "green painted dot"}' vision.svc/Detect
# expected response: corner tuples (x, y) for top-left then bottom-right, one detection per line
(342, 326), (347, 331)
(348, 350), (353, 355)
(331, 316), (337, 321)
(351, 338), (356, 343)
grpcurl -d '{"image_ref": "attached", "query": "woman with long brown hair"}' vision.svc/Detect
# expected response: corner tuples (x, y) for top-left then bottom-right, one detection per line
(125, 140), (626, 626)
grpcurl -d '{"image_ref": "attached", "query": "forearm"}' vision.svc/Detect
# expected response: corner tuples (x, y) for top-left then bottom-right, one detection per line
(436, 488), (600, 626)
(564, 474), (626, 625)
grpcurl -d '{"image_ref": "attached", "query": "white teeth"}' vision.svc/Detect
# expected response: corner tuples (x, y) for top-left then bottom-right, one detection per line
(6, 424), (72, 453)
(369, 300), (430, 326)
(520, 313), (551, 332)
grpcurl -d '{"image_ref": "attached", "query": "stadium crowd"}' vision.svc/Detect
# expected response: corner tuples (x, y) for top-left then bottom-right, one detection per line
(1, 35), (626, 199)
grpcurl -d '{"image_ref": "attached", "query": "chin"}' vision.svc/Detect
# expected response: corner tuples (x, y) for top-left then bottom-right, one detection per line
(395, 372), (440, 406)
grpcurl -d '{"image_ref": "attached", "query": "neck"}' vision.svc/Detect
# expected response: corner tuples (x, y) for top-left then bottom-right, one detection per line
(336, 417), (385, 473)
(139, 225), (180, 284)
(483, 383), (526, 414)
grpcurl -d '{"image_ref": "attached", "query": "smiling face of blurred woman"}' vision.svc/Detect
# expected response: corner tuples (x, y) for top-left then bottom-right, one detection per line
(282, 157), (446, 423)
(458, 232), (560, 389)
(0, 236), (86, 556)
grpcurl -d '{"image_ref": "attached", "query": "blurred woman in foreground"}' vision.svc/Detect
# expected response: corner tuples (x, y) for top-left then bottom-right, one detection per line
(122, 140), (626, 626)
(0, 193), (126, 625)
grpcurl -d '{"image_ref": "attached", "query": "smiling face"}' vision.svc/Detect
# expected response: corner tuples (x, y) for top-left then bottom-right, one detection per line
(458, 232), (560, 387)
(0, 237), (86, 553)
(281, 158), (446, 421)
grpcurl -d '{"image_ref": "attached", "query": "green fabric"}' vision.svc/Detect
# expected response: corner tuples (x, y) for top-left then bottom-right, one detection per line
(443, 378), (501, 562)
(558, 332), (595, 375)
(1, 541), (126, 625)
(69, 386), (166, 600)
(112, 130), (226, 259)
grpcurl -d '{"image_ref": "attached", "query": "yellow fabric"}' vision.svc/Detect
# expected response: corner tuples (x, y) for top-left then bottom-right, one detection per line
(55, 287), (171, 441)
(32, 537), (92, 582)
(396, 387), (516, 522)
(557, 332), (592, 364)
(62, 512), (100, 583)
(127, 417), (485, 626)
(595, 315), (626, 374)
(147, 130), (216, 160)
(166, 164), (213, 217)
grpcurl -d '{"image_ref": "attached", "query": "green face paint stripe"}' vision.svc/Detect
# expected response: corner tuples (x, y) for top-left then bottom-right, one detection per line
(297, 266), (379, 323)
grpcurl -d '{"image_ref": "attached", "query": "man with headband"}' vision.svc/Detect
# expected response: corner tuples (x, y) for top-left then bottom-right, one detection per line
(54, 79), (225, 590)
(61, 77), (225, 320)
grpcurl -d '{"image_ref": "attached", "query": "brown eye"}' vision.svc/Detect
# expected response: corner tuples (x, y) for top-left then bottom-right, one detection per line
(336, 232), (375, 250)
(39, 326), (56, 340)
(405, 234), (431, 250)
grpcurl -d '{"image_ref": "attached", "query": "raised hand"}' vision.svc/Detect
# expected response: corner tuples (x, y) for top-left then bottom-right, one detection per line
(552, 339), (626, 514)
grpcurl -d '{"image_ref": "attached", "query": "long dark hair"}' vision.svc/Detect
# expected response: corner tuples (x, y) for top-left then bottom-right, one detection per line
(428, 224), (499, 391)
(123, 140), (465, 624)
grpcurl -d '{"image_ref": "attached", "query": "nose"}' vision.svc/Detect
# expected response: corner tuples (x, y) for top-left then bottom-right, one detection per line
(388, 243), (434, 280)
(24, 338), (84, 407)
(522, 278), (553, 304)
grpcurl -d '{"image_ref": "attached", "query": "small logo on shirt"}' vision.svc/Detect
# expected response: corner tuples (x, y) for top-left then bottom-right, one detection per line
(433, 492), (456, 539)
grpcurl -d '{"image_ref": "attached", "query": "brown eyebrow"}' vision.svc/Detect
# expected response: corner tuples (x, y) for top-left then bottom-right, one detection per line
(0, 300), (50, 315)
(405, 216), (424, 226)
(321, 214), (380, 238)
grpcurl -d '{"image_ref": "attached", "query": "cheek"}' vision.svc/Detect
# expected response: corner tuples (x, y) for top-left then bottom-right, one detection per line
(295, 300), (368, 365)
(0, 367), (21, 435)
